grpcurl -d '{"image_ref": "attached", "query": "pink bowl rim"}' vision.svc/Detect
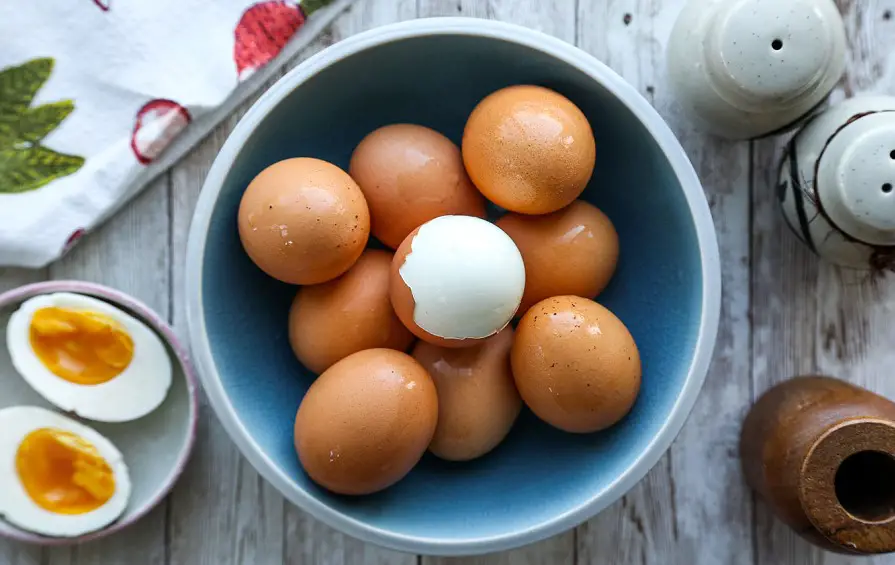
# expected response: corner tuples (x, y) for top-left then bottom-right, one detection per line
(0, 280), (200, 546)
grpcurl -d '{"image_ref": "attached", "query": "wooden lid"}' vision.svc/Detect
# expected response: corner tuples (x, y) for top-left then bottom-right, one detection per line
(799, 419), (895, 554)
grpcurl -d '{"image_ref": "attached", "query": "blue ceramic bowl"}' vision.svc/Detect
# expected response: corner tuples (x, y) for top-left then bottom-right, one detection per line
(186, 18), (721, 556)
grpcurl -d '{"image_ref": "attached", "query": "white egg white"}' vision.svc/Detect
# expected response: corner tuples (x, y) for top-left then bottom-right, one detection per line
(400, 215), (526, 339)
(0, 405), (131, 537)
(7, 292), (173, 422)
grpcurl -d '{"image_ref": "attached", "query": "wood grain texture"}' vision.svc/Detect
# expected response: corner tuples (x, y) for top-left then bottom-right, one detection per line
(0, 0), (893, 564)
(575, 1), (754, 564)
(751, 1), (895, 564)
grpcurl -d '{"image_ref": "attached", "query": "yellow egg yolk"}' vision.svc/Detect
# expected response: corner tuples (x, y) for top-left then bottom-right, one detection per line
(29, 307), (134, 385)
(16, 428), (116, 515)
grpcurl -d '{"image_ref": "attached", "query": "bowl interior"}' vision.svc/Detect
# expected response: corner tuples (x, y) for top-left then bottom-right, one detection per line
(0, 286), (195, 543)
(199, 33), (704, 542)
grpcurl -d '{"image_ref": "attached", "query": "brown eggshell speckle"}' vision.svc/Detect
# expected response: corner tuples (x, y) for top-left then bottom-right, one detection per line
(293, 348), (438, 496)
(349, 124), (487, 249)
(288, 249), (415, 374)
(462, 85), (596, 215)
(237, 157), (370, 285)
(412, 327), (521, 461)
(511, 296), (641, 433)
(389, 227), (485, 349)
(496, 200), (619, 317)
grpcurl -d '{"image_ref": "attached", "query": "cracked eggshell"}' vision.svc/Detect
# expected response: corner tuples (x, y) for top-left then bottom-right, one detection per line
(293, 348), (438, 496)
(389, 215), (525, 348)
(511, 296), (641, 434)
(237, 157), (370, 285)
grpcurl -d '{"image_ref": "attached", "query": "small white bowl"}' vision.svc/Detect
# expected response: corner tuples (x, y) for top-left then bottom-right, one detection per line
(0, 281), (198, 546)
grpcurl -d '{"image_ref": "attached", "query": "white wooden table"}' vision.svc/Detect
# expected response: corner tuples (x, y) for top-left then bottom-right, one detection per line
(2, 0), (894, 563)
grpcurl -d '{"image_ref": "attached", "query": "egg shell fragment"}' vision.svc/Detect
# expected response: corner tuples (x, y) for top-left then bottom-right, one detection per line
(288, 249), (415, 375)
(237, 157), (370, 285)
(389, 215), (526, 348)
(293, 348), (438, 496)
(462, 85), (596, 215)
(511, 296), (641, 433)
(496, 200), (619, 316)
(0, 405), (131, 538)
(349, 123), (487, 249)
(6, 292), (173, 423)
(412, 327), (521, 461)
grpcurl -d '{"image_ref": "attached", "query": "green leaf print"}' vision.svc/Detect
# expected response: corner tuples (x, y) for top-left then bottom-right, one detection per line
(0, 101), (74, 146)
(0, 58), (53, 116)
(0, 146), (84, 194)
(0, 57), (84, 194)
(300, 0), (333, 17)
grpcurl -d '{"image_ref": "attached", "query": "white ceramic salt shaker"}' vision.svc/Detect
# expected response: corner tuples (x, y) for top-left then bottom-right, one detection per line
(667, 0), (847, 140)
(778, 95), (895, 271)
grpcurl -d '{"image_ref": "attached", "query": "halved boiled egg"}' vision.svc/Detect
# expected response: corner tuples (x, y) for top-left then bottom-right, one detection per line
(0, 406), (131, 537)
(7, 293), (173, 422)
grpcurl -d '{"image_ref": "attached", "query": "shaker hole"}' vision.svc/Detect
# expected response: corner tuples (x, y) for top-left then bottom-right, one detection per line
(771, 39), (784, 51)
(889, 149), (895, 160)
(883, 183), (893, 194)
(834, 451), (895, 522)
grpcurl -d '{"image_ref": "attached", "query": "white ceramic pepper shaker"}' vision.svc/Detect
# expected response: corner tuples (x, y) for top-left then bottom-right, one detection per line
(667, 0), (847, 140)
(778, 95), (895, 271)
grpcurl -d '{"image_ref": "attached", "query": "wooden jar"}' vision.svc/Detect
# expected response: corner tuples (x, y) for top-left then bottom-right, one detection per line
(741, 375), (895, 555)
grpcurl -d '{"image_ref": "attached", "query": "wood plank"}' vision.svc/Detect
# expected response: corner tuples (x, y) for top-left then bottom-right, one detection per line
(751, 1), (895, 564)
(0, 540), (42, 565)
(576, 1), (754, 564)
(416, 0), (577, 563)
(41, 174), (171, 565)
(165, 66), (293, 565)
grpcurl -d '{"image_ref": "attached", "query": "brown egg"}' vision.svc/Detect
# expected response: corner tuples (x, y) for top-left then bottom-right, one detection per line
(511, 296), (640, 433)
(496, 200), (619, 316)
(349, 124), (487, 249)
(288, 249), (415, 374)
(412, 327), (521, 461)
(293, 348), (438, 495)
(237, 157), (370, 285)
(462, 85), (596, 215)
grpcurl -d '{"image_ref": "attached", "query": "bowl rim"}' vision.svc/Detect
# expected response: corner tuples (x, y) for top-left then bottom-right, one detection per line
(0, 280), (200, 546)
(185, 17), (722, 556)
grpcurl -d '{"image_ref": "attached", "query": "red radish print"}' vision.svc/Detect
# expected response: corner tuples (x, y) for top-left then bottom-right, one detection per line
(233, 1), (306, 81)
(92, 0), (110, 11)
(130, 99), (191, 165)
(64, 229), (86, 253)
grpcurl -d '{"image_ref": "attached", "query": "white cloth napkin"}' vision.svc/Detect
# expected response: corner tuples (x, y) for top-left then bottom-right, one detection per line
(0, 0), (354, 268)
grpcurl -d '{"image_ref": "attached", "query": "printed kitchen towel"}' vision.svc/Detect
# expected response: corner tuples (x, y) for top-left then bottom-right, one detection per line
(0, 0), (354, 268)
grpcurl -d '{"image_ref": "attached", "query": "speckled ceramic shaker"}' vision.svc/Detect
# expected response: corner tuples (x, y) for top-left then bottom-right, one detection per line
(667, 0), (847, 140)
(778, 95), (895, 271)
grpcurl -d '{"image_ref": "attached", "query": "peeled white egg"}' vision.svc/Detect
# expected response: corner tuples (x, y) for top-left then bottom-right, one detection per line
(7, 292), (173, 422)
(390, 215), (526, 348)
(0, 405), (131, 537)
